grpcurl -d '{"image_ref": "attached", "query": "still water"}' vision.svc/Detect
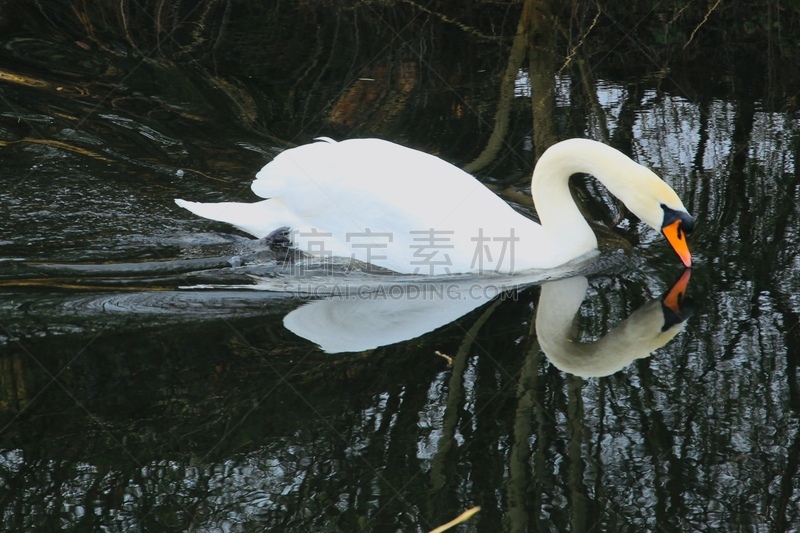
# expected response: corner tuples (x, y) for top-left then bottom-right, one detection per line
(1, 1), (799, 531)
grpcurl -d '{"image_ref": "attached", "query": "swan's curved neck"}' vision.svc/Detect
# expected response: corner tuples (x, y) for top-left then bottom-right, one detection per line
(531, 139), (639, 262)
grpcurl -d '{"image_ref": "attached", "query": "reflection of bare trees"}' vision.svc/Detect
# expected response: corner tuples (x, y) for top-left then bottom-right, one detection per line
(463, 0), (533, 174)
(1, 266), (799, 529)
(505, 318), (540, 533)
(428, 300), (501, 524)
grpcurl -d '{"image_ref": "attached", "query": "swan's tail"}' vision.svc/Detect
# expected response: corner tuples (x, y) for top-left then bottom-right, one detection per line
(175, 199), (291, 239)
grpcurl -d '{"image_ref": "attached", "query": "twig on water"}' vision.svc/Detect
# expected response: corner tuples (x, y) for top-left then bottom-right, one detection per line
(428, 506), (481, 533)
(435, 350), (453, 365)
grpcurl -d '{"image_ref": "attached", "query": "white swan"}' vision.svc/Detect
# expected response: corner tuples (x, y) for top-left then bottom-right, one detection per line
(175, 138), (692, 274)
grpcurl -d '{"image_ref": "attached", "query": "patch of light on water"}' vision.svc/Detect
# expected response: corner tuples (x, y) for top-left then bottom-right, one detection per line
(514, 69), (530, 97)
(750, 111), (796, 175)
(592, 80), (627, 139)
(634, 91), (702, 179)
(555, 74), (571, 107)
(703, 99), (735, 169)
(416, 375), (448, 463)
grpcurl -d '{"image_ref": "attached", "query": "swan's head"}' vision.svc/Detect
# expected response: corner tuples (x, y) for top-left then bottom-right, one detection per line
(659, 204), (693, 268)
(532, 139), (694, 267)
(617, 166), (693, 268)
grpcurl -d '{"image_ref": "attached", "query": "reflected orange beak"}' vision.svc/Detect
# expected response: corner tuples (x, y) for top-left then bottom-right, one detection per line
(662, 220), (692, 268)
(662, 268), (691, 314)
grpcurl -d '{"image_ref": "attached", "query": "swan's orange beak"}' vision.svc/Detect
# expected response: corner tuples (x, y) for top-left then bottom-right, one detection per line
(662, 220), (692, 268)
(662, 268), (691, 314)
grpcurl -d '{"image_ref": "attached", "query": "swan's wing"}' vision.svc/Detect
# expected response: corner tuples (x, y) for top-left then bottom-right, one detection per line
(252, 139), (489, 216)
(251, 139), (544, 273)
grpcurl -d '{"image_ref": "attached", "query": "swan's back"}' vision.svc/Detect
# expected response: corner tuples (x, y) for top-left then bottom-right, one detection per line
(252, 139), (544, 274)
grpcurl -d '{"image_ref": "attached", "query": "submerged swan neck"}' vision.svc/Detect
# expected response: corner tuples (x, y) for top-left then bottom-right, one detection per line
(531, 139), (642, 259)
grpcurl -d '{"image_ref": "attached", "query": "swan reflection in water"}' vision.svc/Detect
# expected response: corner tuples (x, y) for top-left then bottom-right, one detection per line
(536, 269), (691, 377)
(284, 270), (692, 377)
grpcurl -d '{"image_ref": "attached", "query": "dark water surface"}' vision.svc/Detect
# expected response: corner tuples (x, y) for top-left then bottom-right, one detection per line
(1, 1), (799, 531)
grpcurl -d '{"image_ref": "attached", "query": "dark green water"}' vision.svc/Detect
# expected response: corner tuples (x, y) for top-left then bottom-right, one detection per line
(1, 1), (799, 531)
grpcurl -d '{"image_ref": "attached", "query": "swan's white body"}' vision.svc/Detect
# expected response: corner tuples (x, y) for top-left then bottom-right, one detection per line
(176, 138), (691, 274)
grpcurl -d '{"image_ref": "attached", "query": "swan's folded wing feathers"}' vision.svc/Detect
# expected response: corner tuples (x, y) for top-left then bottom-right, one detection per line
(251, 138), (521, 232)
(248, 138), (547, 272)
